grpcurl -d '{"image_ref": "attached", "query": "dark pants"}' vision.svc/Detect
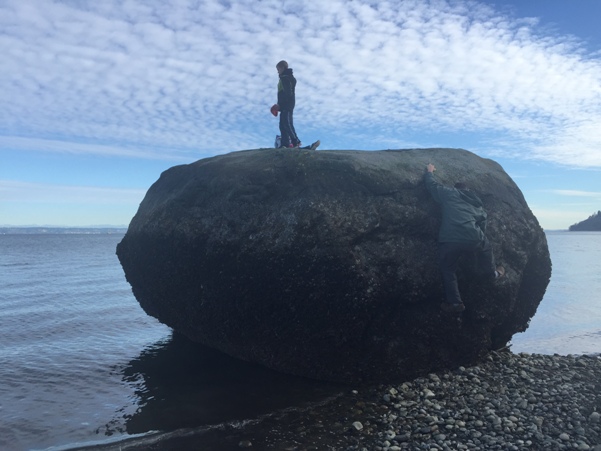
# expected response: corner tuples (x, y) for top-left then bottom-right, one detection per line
(279, 109), (299, 147)
(438, 238), (496, 305)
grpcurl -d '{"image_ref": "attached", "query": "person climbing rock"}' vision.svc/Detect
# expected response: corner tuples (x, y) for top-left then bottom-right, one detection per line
(424, 163), (505, 313)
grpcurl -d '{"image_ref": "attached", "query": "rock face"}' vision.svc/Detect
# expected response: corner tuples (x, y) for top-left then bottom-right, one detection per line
(117, 148), (551, 383)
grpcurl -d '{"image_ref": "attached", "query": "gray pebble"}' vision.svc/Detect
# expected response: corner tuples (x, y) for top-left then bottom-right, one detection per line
(251, 352), (601, 451)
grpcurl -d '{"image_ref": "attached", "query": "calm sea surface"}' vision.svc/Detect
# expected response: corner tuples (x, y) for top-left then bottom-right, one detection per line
(510, 231), (601, 354)
(0, 231), (600, 450)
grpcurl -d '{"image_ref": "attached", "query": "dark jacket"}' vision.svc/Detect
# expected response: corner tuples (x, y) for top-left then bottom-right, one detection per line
(277, 68), (296, 111)
(424, 172), (487, 244)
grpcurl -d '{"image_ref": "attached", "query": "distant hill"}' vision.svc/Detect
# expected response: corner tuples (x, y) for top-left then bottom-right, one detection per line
(0, 227), (127, 235)
(569, 211), (601, 231)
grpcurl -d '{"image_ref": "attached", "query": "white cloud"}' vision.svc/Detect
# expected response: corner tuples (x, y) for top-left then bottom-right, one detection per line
(530, 207), (593, 230)
(0, 180), (146, 205)
(0, 136), (190, 160)
(1, 0), (601, 165)
(551, 189), (601, 198)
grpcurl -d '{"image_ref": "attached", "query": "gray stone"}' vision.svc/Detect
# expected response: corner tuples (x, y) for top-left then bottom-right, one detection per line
(352, 421), (364, 431)
(117, 148), (551, 383)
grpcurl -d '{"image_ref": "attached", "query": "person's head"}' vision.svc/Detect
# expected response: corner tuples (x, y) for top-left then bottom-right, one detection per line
(276, 60), (288, 74)
(454, 182), (469, 191)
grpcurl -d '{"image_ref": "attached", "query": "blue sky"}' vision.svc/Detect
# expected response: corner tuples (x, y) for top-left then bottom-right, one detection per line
(1, 0), (600, 229)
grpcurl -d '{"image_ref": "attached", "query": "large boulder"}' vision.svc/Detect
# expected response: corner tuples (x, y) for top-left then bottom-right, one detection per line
(117, 148), (551, 383)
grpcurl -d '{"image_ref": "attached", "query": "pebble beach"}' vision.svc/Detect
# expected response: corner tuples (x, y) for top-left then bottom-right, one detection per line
(104, 351), (601, 450)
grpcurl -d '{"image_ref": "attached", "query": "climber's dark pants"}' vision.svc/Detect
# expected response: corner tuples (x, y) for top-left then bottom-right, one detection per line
(279, 109), (299, 147)
(438, 238), (496, 305)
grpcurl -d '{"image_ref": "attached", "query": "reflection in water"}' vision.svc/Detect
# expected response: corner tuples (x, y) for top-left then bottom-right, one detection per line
(105, 332), (343, 437)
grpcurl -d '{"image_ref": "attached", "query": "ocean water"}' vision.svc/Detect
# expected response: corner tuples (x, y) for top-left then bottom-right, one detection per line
(0, 234), (340, 451)
(0, 231), (600, 450)
(510, 231), (601, 354)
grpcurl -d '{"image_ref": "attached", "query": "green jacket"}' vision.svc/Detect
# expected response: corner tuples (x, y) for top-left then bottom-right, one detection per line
(277, 68), (296, 111)
(424, 172), (487, 244)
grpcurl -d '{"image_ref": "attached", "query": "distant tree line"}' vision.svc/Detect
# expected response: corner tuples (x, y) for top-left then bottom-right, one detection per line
(569, 210), (601, 231)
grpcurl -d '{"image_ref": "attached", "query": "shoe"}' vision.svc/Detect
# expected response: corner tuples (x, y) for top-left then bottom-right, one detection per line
(441, 302), (465, 313)
(495, 266), (505, 279)
(309, 140), (320, 150)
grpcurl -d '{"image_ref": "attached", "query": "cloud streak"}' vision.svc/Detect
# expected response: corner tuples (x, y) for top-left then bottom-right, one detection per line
(0, 136), (191, 161)
(1, 0), (601, 165)
(0, 180), (145, 204)
(551, 189), (601, 198)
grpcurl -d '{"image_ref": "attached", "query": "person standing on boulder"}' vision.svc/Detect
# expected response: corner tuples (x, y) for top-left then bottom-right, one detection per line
(272, 60), (320, 150)
(424, 163), (505, 313)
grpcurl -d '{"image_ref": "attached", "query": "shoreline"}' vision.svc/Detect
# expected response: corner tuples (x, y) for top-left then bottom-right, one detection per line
(83, 351), (601, 451)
